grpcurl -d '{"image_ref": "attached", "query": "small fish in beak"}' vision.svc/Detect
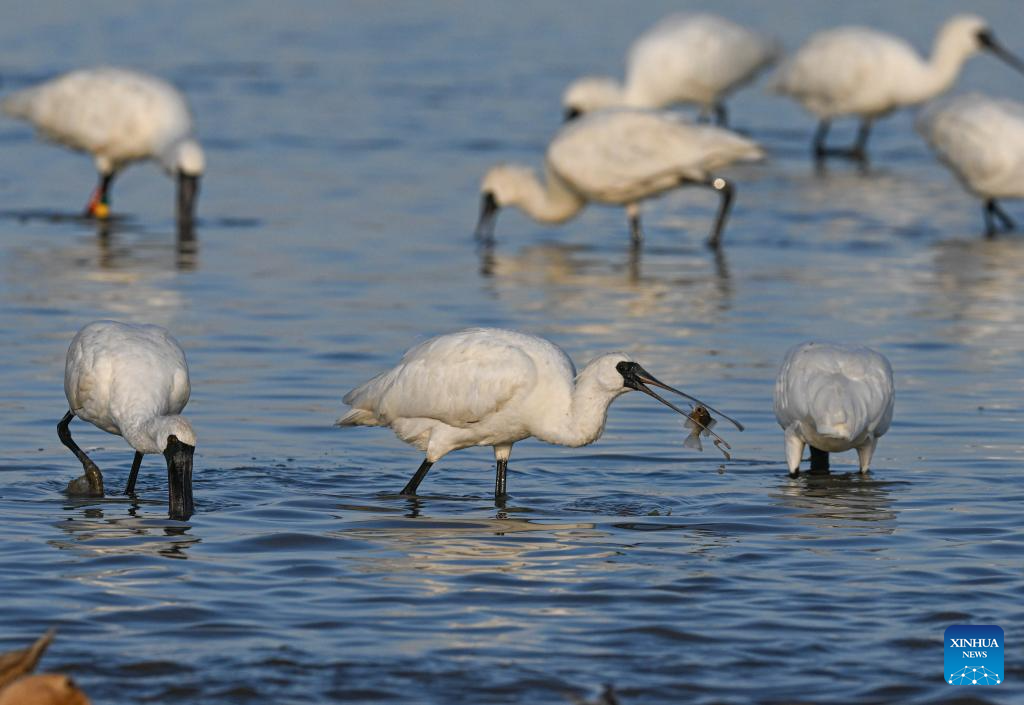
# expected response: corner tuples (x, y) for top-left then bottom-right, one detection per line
(684, 405), (715, 451)
(616, 360), (743, 459)
(684, 405), (733, 460)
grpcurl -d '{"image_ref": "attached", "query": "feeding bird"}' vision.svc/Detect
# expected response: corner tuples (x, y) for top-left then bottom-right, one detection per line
(562, 13), (780, 126)
(771, 15), (1024, 162)
(2, 67), (204, 222)
(476, 108), (764, 249)
(60, 321), (196, 520)
(773, 341), (894, 476)
(916, 93), (1024, 236)
(337, 328), (743, 498)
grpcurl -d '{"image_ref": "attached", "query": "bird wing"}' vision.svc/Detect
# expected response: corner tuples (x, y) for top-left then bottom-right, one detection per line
(65, 321), (190, 431)
(774, 342), (894, 436)
(2, 68), (192, 163)
(627, 14), (780, 105)
(917, 94), (1024, 197)
(547, 110), (762, 202)
(343, 329), (547, 429)
(771, 28), (920, 115)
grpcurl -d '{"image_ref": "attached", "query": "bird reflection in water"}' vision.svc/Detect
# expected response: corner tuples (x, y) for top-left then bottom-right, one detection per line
(928, 237), (1024, 347)
(773, 471), (899, 534)
(477, 240), (732, 323)
(94, 217), (199, 272)
(0, 207), (199, 272)
(51, 504), (200, 560)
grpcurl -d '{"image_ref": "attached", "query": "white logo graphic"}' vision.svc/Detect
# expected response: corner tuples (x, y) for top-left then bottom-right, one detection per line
(948, 666), (1001, 685)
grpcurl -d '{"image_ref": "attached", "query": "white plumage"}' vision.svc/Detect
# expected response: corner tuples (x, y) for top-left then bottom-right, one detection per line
(60, 320), (196, 519)
(562, 13), (780, 125)
(338, 328), (741, 498)
(772, 15), (1024, 161)
(773, 342), (894, 476)
(3, 67), (204, 221)
(917, 93), (1024, 235)
(476, 108), (764, 249)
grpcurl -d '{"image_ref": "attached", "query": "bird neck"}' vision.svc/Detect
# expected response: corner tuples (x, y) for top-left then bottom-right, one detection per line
(122, 414), (189, 455)
(533, 367), (625, 448)
(916, 30), (977, 103)
(622, 80), (658, 109)
(512, 166), (586, 223)
(806, 375), (865, 441)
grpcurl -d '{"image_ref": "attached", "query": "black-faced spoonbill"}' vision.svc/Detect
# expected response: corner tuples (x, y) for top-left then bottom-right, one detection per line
(337, 328), (743, 499)
(773, 342), (894, 476)
(771, 15), (1024, 162)
(475, 109), (764, 249)
(917, 93), (1024, 236)
(60, 321), (195, 520)
(562, 13), (780, 126)
(2, 67), (204, 223)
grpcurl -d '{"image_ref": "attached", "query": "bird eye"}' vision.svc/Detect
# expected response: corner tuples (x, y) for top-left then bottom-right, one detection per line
(615, 361), (637, 376)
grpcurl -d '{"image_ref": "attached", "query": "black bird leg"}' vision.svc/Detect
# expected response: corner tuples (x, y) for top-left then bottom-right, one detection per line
(809, 446), (830, 473)
(984, 199), (1016, 237)
(627, 203), (643, 243)
(705, 176), (734, 250)
(814, 119), (872, 163)
(851, 119), (872, 162)
(85, 173), (114, 218)
(714, 102), (728, 127)
(124, 451), (144, 496)
(57, 410), (104, 496)
(813, 119), (831, 160)
(401, 459), (434, 496)
(495, 458), (508, 498)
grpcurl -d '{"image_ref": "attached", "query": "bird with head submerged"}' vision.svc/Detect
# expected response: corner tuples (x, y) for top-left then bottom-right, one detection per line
(60, 321), (196, 521)
(773, 342), (894, 476)
(337, 328), (743, 498)
(562, 13), (781, 126)
(476, 108), (764, 249)
(771, 14), (1024, 163)
(916, 93), (1024, 237)
(2, 67), (205, 223)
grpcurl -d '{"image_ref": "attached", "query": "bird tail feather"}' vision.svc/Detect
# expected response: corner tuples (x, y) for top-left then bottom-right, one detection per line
(335, 408), (380, 427)
(1, 88), (36, 119)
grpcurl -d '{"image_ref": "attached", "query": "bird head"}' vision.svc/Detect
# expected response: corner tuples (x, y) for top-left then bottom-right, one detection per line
(161, 138), (204, 224)
(154, 417), (196, 521)
(610, 357), (745, 431)
(941, 15), (1024, 73)
(561, 77), (623, 121)
(475, 164), (536, 240)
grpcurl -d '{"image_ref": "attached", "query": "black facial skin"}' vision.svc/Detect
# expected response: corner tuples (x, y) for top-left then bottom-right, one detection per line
(564, 106), (582, 122)
(474, 191), (499, 241)
(977, 29), (1024, 74)
(163, 434), (195, 521)
(616, 360), (744, 431)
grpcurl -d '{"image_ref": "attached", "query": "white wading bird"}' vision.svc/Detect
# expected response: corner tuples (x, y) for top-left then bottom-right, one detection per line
(60, 321), (196, 520)
(917, 93), (1024, 236)
(773, 342), (894, 476)
(563, 13), (780, 126)
(2, 67), (204, 222)
(475, 109), (764, 249)
(771, 15), (1024, 162)
(337, 328), (743, 498)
